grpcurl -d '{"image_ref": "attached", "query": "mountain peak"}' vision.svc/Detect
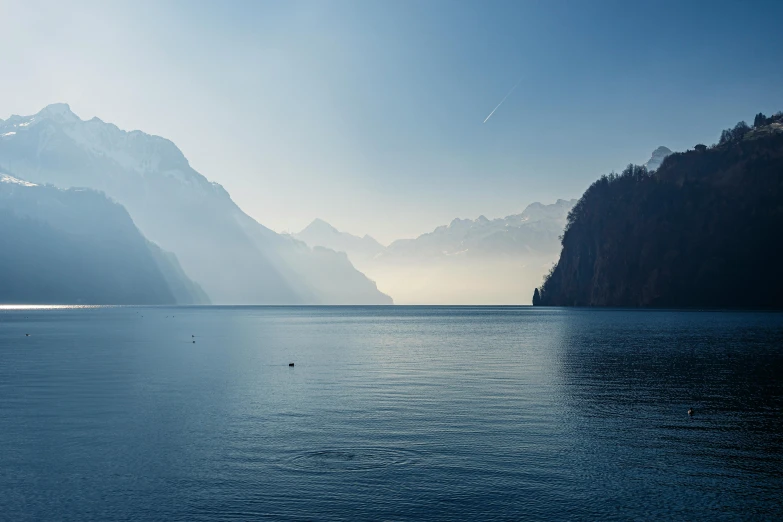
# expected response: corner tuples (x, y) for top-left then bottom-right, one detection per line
(645, 146), (673, 171)
(1, 107), (392, 305)
(1, 104), (202, 188)
(295, 220), (386, 266)
(37, 103), (80, 122)
(302, 218), (340, 235)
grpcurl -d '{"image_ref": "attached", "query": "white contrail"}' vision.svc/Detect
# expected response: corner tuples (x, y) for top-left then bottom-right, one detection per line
(483, 78), (522, 123)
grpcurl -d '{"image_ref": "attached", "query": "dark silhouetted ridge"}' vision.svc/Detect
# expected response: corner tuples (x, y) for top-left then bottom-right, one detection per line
(535, 111), (783, 308)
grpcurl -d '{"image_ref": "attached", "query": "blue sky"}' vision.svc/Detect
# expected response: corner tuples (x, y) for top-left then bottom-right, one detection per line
(1, 0), (782, 242)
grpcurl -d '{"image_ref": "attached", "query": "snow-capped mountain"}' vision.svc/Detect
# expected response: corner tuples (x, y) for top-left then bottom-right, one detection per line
(645, 146), (673, 171)
(382, 199), (576, 260)
(0, 104), (391, 304)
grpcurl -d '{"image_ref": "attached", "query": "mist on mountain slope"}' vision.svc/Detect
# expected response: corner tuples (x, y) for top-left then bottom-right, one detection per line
(0, 104), (391, 305)
(0, 173), (207, 304)
(0, 103), (675, 306)
(296, 200), (577, 304)
(296, 219), (387, 267)
(294, 146), (671, 304)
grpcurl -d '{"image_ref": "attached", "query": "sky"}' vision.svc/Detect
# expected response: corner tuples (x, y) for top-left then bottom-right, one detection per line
(1, 0), (782, 243)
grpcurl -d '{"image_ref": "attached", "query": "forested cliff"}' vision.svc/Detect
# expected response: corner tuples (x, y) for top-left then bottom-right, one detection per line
(535, 112), (783, 308)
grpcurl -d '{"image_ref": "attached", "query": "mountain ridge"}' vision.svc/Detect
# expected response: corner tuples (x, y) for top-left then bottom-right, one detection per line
(295, 218), (386, 266)
(536, 112), (783, 308)
(296, 199), (576, 304)
(0, 104), (391, 304)
(0, 171), (208, 304)
(382, 199), (577, 259)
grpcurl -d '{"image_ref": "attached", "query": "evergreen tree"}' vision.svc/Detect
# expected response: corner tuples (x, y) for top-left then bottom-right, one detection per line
(538, 110), (783, 308)
(532, 288), (541, 306)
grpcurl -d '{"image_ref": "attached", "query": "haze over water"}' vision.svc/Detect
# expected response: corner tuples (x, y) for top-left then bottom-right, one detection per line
(1, 306), (781, 520)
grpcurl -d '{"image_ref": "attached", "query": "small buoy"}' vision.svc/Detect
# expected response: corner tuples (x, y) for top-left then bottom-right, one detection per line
(688, 408), (694, 416)
(192, 335), (195, 338)
(289, 363), (295, 367)
(25, 333), (29, 337)
(192, 340), (196, 343)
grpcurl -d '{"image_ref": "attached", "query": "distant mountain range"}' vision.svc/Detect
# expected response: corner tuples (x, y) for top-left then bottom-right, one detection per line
(0, 104), (391, 304)
(295, 199), (577, 304)
(0, 173), (207, 304)
(381, 199), (577, 260)
(0, 102), (684, 306)
(296, 218), (386, 267)
(296, 145), (671, 305)
(298, 199), (577, 261)
(537, 112), (783, 307)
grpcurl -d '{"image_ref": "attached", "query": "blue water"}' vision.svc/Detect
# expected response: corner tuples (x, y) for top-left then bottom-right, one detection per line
(1, 306), (781, 520)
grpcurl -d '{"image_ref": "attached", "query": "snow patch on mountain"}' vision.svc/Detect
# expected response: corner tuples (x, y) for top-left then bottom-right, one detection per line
(0, 103), (391, 304)
(1, 173), (37, 187)
(0, 104), (218, 192)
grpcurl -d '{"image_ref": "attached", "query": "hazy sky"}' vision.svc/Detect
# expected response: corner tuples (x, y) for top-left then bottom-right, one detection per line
(1, 0), (782, 243)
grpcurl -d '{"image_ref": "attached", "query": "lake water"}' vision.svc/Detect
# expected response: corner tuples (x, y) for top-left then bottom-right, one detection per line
(1, 306), (781, 520)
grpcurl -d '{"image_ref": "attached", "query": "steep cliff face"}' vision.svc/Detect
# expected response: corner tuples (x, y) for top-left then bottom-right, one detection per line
(536, 114), (783, 308)
(0, 173), (208, 305)
(0, 104), (392, 304)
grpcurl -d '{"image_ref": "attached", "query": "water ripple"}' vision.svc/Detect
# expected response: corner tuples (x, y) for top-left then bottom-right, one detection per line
(278, 447), (421, 473)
